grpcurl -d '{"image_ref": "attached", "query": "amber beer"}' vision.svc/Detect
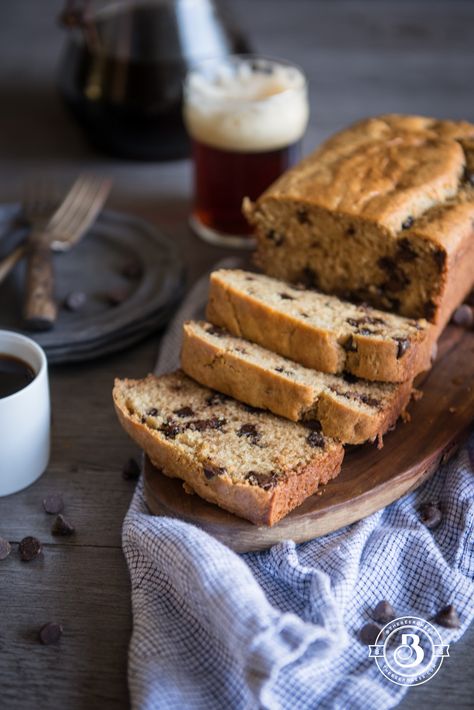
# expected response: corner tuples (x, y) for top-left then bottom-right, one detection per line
(184, 57), (309, 247)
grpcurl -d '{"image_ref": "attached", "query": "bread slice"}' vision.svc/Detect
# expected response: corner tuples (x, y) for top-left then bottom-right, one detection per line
(207, 269), (432, 383)
(113, 371), (344, 526)
(181, 321), (414, 446)
(244, 114), (474, 328)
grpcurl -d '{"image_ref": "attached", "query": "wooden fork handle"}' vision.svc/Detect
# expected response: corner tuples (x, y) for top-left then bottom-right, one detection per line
(23, 239), (57, 331)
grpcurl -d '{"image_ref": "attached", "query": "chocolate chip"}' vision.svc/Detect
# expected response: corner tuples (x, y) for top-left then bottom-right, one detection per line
(373, 600), (396, 624)
(348, 315), (386, 328)
(307, 430), (325, 448)
(274, 366), (289, 374)
(279, 293), (294, 301)
(159, 422), (181, 439)
(39, 622), (63, 645)
(237, 423), (260, 444)
(343, 335), (357, 352)
(342, 372), (358, 384)
(433, 249), (446, 271)
(300, 312), (309, 318)
(243, 403), (263, 414)
(304, 419), (322, 432)
(147, 408), (159, 416)
(122, 457), (140, 480)
(206, 392), (228, 406)
(359, 394), (380, 408)
(296, 208), (311, 224)
(174, 406), (194, 418)
(452, 304), (474, 328)
(19, 536), (42, 562)
(105, 289), (128, 307)
(266, 229), (285, 246)
(346, 225), (356, 236)
(0, 537), (11, 560)
(395, 338), (410, 359)
(205, 324), (225, 337)
(300, 266), (319, 289)
(187, 417), (226, 432)
(51, 514), (75, 537)
(121, 260), (142, 279)
(245, 471), (280, 490)
(203, 465), (226, 479)
(359, 622), (383, 645)
(424, 300), (437, 320)
(357, 328), (375, 336)
(64, 291), (86, 312)
(434, 604), (460, 629)
(419, 502), (442, 529)
(402, 216), (414, 230)
(397, 238), (417, 261)
(43, 494), (64, 515)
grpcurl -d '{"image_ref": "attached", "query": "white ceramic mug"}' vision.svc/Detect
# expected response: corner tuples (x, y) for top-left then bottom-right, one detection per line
(0, 330), (50, 496)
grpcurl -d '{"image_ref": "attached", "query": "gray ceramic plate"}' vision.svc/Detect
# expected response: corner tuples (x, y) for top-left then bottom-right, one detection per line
(0, 205), (185, 363)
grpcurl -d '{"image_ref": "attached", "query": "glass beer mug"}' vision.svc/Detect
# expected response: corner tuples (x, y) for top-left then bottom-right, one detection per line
(183, 55), (309, 247)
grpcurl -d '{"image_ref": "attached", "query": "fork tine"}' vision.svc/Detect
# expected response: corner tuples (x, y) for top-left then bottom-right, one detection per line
(50, 177), (111, 244)
(49, 175), (105, 233)
(48, 175), (92, 227)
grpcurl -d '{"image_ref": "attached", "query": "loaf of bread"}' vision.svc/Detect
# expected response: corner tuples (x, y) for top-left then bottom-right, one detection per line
(207, 269), (432, 383)
(244, 114), (474, 328)
(113, 371), (344, 526)
(181, 321), (413, 445)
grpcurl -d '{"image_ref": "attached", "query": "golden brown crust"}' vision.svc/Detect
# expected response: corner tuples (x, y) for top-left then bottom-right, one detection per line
(113, 376), (344, 526)
(207, 270), (433, 382)
(181, 322), (414, 445)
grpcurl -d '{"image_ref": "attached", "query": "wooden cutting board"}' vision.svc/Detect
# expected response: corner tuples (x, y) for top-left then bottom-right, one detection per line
(144, 325), (474, 552)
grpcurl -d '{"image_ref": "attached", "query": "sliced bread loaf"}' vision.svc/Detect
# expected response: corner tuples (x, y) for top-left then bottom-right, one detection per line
(113, 371), (344, 526)
(181, 321), (414, 445)
(207, 269), (432, 383)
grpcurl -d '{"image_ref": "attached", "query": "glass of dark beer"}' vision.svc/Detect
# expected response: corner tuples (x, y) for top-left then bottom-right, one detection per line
(183, 56), (309, 248)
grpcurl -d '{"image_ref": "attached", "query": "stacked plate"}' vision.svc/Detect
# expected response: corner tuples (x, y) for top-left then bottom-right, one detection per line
(0, 205), (185, 363)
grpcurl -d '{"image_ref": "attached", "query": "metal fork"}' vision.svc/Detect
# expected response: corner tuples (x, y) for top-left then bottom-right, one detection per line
(23, 174), (112, 330)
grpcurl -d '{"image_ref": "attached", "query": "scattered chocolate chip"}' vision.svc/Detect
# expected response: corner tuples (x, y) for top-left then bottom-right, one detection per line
(63, 291), (86, 312)
(296, 208), (311, 224)
(205, 325), (225, 337)
(401, 216), (414, 230)
(203, 465), (226, 479)
(359, 622), (383, 645)
(245, 275), (255, 282)
(395, 338), (410, 359)
(304, 419), (322, 432)
(243, 403), (263, 414)
(346, 225), (356, 236)
(122, 457), (140, 480)
(373, 600), (396, 624)
(174, 406), (194, 418)
(342, 371), (358, 384)
(357, 328), (375, 336)
(343, 335), (357, 352)
(300, 312), (309, 318)
(452, 304), (474, 328)
(105, 289), (128, 307)
(434, 604), (460, 629)
(266, 229), (285, 246)
(359, 394), (380, 408)
(433, 249), (446, 271)
(423, 300), (437, 320)
(274, 366), (288, 374)
(206, 392), (228, 406)
(307, 430), (325, 448)
(237, 423), (260, 444)
(51, 514), (75, 537)
(419, 501), (442, 529)
(245, 471), (280, 490)
(300, 266), (319, 289)
(159, 422), (181, 439)
(39, 622), (63, 645)
(121, 260), (142, 279)
(279, 292), (294, 301)
(19, 536), (42, 562)
(43, 494), (64, 515)
(187, 417), (226, 432)
(397, 238), (417, 261)
(147, 408), (158, 417)
(0, 537), (11, 560)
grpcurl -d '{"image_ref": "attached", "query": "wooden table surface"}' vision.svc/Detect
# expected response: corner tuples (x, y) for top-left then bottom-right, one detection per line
(0, 1), (473, 708)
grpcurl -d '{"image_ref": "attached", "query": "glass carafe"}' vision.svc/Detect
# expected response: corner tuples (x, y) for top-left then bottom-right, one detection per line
(58, 0), (251, 160)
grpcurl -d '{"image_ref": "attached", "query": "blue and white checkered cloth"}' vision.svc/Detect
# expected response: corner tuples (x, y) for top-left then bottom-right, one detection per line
(122, 264), (474, 710)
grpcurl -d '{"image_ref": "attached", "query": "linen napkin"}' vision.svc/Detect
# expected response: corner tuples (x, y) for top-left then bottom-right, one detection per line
(122, 263), (474, 710)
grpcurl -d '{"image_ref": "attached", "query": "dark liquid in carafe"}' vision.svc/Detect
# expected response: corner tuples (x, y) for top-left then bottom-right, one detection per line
(0, 355), (35, 399)
(59, 2), (250, 160)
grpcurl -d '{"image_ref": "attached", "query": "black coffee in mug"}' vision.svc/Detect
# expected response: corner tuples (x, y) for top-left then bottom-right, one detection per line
(0, 354), (35, 399)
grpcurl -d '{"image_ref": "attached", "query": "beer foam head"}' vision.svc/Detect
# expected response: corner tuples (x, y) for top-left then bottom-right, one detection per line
(184, 57), (309, 152)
